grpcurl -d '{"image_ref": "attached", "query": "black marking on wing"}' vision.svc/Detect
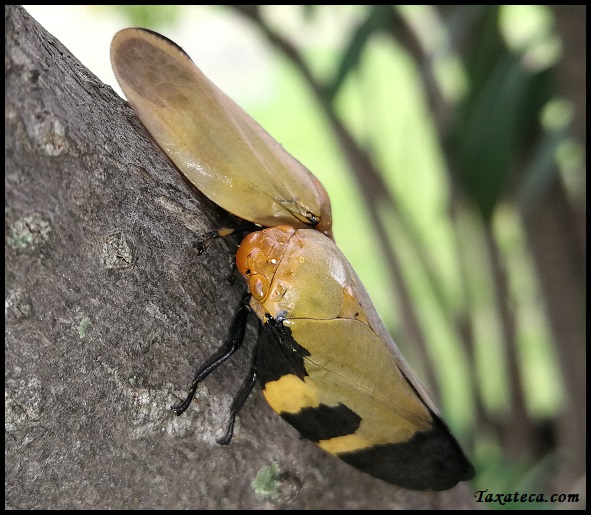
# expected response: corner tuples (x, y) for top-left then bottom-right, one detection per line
(281, 403), (361, 442)
(140, 28), (192, 61)
(338, 416), (475, 491)
(256, 316), (310, 387)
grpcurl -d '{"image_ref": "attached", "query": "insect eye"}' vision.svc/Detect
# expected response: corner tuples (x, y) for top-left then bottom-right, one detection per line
(249, 273), (269, 302)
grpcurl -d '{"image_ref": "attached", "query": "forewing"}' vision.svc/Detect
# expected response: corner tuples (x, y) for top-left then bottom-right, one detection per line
(257, 316), (474, 491)
(110, 28), (331, 232)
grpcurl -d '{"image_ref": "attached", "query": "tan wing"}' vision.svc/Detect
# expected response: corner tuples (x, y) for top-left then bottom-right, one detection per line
(262, 317), (434, 447)
(110, 28), (332, 237)
(257, 317), (475, 490)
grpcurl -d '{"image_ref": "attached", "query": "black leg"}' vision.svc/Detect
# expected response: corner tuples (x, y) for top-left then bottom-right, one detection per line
(216, 319), (264, 444)
(216, 359), (258, 445)
(171, 297), (250, 416)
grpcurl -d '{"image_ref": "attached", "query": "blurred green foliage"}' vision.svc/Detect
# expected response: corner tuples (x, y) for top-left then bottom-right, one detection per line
(101, 5), (182, 30)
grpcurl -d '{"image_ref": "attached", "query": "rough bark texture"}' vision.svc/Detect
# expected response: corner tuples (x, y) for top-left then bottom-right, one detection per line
(5, 6), (476, 509)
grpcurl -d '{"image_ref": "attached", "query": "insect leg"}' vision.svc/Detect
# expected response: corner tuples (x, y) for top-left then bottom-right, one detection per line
(216, 357), (258, 445)
(193, 221), (257, 255)
(171, 296), (250, 416)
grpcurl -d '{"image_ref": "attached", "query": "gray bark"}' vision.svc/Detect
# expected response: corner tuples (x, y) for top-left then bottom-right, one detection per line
(5, 5), (475, 509)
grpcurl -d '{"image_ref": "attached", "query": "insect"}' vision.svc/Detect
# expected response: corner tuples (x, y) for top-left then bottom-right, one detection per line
(111, 28), (475, 491)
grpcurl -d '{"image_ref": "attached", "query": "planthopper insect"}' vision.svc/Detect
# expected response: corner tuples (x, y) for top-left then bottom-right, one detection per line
(111, 27), (474, 491)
